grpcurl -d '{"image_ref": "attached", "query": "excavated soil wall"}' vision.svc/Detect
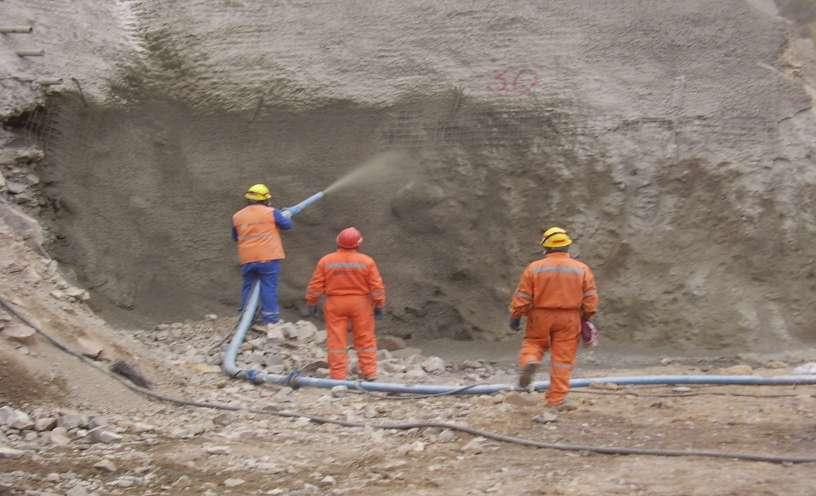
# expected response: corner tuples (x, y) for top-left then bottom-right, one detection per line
(3, 0), (816, 350)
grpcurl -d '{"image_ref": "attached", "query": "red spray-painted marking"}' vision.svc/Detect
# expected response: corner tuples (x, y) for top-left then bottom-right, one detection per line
(488, 68), (540, 95)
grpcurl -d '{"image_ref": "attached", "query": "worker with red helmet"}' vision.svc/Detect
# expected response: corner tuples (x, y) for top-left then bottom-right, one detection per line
(509, 227), (599, 408)
(306, 227), (386, 380)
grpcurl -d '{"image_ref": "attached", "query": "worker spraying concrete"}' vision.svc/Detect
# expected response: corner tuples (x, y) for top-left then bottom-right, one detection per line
(231, 152), (405, 333)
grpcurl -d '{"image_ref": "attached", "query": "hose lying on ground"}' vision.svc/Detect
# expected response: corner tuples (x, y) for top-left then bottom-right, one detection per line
(225, 283), (816, 395)
(3, 296), (816, 464)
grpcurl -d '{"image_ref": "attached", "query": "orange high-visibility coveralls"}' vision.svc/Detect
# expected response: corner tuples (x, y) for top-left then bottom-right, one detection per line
(510, 252), (598, 405)
(306, 249), (386, 380)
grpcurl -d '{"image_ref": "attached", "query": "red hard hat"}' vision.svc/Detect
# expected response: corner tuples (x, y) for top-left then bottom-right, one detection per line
(336, 227), (363, 249)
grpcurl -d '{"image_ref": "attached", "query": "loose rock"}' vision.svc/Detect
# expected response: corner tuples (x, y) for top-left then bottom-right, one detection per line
(378, 335), (407, 351)
(331, 385), (348, 398)
(49, 427), (71, 446)
(34, 417), (57, 432)
(0, 406), (34, 430)
(89, 427), (123, 444)
(58, 413), (89, 430)
(421, 356), (446, 374)
(76, 337), (104, 359)
(533, 412), (558, 424)
(93, 459), (117, 472)
(765, 360), (788, 369)
(0, 444), (25, 459)
(223, 478), (245, 488)
(461, 437), (485, 453)
(1, 323), (36, 344)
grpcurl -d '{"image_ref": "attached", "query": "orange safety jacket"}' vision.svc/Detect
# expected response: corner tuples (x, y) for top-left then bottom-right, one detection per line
(306, 249), (386, 307)
(510, 252), (598, 319)
(232, 204), (285, 264)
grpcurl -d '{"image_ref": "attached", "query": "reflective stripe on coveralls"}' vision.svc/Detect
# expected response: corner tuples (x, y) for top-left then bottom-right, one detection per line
(511, 252), (598, 406)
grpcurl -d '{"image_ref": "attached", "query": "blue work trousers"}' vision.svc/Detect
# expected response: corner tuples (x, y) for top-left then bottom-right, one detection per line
(240, 260), (282, 324)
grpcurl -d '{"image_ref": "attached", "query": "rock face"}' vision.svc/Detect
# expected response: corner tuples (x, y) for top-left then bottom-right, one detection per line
(4, 0), (816, 351)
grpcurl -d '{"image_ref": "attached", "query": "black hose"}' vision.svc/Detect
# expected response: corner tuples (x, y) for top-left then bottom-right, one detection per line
(2, 296), (815, 464)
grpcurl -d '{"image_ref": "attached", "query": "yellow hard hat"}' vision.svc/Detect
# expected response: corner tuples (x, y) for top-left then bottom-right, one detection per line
(244, 183), (271, 201)
(541, 226), (572, 249)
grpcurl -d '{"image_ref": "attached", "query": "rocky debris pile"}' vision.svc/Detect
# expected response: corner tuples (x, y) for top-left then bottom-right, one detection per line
(0, 405), (128, 454)
(0, 146), (46, 210)
(129, 316), (509, 386)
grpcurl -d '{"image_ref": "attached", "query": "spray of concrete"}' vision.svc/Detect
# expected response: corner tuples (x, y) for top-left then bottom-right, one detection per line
(324, 151), (411, 195)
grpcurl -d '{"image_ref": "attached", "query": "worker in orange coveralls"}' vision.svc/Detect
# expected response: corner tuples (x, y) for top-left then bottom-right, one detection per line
(509, 227), (598, 407)
(305, 227), (386, 381)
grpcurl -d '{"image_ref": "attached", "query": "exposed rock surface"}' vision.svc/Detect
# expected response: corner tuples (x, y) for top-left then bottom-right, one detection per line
(1, 0), (806, 352)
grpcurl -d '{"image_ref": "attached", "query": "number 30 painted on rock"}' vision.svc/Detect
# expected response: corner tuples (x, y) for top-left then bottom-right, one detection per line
(488, 68), (540, 95)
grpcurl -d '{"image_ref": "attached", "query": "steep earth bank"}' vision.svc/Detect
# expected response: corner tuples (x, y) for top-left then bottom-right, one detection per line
(2, 0), (816, 351)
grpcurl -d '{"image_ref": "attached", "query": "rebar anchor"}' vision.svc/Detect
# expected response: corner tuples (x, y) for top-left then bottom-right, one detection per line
(15, 49), (45, 57)
(0, 26), (33, 34)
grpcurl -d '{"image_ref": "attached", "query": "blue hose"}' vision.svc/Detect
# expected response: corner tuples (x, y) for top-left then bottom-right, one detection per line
(222, 282), (816, 393)
(283, 191), (325, 217)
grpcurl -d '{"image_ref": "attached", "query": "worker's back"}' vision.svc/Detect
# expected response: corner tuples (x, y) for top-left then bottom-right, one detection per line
(524, 252), (595, 311)
(232, 204), (284, 264)
(313, 249), (382, 297)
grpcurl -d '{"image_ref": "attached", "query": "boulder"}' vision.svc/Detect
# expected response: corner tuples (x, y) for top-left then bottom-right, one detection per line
(292, 320), (318, 341)
(58, 412), (90, 430)
(93, 459), (117, 472)
(49, 427), (71, 446)
(381, 360), (406, 374)
(532, 412), (558, 424)
(0, 406), (34, 430)
(89, 427), (123, 444)
(6, 181), (27, 194)
(421, 356), (446, 374)
(0, 444), (24, 459)
(460, 360), (482, 370)
(65, 286), (90, 301)
(794, 362), (816, 374)
(1, 323), (36, 344)
(76, 337), (104, 360)
(66, 486), (90, 496)
(34, 417), (57, 432)
(331, 385), (348, 398)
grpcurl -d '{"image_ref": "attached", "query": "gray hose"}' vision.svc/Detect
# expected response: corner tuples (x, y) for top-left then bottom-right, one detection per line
(3, 296), (816, 464)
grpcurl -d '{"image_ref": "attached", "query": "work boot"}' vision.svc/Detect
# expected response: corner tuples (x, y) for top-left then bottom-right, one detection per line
(517, 362), (539, 389)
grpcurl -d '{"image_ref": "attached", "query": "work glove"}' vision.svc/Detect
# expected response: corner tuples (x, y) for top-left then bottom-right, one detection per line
(374, 307), (384, 320)
(307, 304), (318, 317)
(581, 320), (599, 347)
(509, 317), (522, 332)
